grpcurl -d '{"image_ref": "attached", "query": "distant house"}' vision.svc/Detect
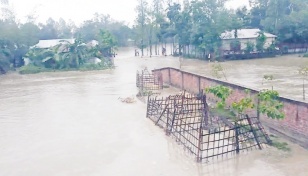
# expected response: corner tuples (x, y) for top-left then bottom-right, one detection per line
(33, 39), (75, 49)
(220, 29), (276, 53)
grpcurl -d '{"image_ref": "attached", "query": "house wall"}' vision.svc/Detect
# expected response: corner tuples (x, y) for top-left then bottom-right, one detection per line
(221, 37), (276, 51)
(153, 67), (308, 149)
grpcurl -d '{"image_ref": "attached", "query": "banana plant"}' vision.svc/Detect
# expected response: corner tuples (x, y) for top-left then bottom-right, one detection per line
(56, 37), (89, 68)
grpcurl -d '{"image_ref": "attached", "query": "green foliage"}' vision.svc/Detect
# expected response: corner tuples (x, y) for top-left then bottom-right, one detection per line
(210, 107), (236, 120)
(263, 74), (274, 81)
(206, 85), (285, 120)
(0, 55), (10, 74)
(18, 64), (49, 74)
(23, 35), (114, 73)
(97, 29), (117, 56)
(258, 89), (285, 119)
(231, 89), (254, 115)
(269, 135), (291, 151)
(271, 141), (290, 151)
(231, 98), (255, 114)
(250, 0), (308, 43)
(78, 63), (110, 71)
(205, 85), (232, 109)
(256, 31), (266, 52)
(244, 41), (255, 54)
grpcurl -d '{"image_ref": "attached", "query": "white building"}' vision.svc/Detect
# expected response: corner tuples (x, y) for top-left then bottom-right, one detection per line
(220, 29), (277, 52)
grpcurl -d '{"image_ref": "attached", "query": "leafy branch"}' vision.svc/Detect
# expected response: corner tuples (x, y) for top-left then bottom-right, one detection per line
(206, 85), (285, 120)
(205, 85), (232, 109)
(231, 90), (254, 115)
(258, 89), (285, 119)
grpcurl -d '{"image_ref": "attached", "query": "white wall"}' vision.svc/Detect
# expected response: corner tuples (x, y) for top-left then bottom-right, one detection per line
(221, 37), (276, 51)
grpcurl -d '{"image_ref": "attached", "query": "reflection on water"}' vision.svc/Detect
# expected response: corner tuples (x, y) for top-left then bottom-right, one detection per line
(0, 47), (307, 176)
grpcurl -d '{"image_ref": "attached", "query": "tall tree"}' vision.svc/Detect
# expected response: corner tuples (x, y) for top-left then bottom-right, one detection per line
(135, 0), (149, 56)
(39, 18), (59, 40)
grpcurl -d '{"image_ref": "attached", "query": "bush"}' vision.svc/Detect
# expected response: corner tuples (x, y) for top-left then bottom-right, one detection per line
(78, 63), (112, 71)
(0, 58), (10, 74)
(18, 65), (49, 74)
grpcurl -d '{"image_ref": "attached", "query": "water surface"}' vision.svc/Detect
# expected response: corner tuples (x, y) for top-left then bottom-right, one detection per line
(0, 47), (307, 176)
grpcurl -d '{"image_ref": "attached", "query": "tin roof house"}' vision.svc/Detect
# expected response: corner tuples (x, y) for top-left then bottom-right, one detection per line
(220, 29), (277, 53)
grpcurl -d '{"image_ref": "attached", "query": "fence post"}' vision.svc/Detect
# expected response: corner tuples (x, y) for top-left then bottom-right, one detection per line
(168, 68), (171, 85)
(246, 115), (262, 150)
(181, 71), (184, 90)
(235, 122), (240, 154)
(198, 76), (201, 94)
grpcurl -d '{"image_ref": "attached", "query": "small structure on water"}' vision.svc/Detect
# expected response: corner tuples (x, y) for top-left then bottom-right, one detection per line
(136, 68), (163, 93)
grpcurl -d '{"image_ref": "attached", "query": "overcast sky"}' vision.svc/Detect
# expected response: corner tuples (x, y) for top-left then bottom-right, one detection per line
(7, 0), (249, 26)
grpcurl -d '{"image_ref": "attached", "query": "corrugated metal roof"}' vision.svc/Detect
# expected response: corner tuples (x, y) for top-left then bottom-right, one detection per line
(220, 29), (276, 40)
(33, 39), (75, 48)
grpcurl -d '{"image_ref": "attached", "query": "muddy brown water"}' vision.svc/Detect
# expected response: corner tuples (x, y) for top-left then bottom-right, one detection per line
(0, 47), (307, 176)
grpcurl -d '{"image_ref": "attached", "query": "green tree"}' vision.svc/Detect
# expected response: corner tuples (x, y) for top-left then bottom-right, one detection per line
(258, 89), (285, 119)
(57, 38), (89, 68)
(135, 0), (149, 56)
(97, 29), (117, 57)
(244, 41), (255, 54)
(256, 31), (266, 52)
(39, 18), (58, 40)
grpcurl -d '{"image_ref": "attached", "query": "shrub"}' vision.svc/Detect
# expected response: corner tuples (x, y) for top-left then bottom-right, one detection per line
(18, 65), (48, 74)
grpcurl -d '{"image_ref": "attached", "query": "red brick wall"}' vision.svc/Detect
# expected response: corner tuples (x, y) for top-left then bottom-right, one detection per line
(153, 67), (308, 148)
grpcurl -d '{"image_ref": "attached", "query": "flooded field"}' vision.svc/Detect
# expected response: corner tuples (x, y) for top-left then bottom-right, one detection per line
(0, 47), (307, 175)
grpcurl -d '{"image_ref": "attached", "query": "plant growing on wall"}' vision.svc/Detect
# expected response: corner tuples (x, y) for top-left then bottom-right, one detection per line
(205, 85), (232, 109)
(206, 85), (285, 120)
(299, 66), (308, 100)
(258, 89), (285, 120)
(231, 89), (255, 115)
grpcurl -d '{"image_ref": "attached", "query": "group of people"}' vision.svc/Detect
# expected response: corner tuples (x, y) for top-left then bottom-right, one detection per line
(135, 47), (167, 57)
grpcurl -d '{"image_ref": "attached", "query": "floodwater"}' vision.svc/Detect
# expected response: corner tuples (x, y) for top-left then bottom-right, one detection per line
(0, 47), (307, 176)
(181, 54), (308, 102)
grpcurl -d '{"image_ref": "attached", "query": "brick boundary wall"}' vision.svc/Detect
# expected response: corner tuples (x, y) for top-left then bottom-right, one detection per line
(153, 67), (308, 149)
